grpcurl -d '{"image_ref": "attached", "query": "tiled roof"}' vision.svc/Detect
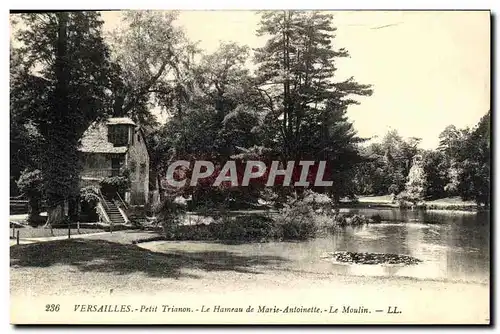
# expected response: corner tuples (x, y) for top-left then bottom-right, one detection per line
(106, 117), (136, 126)
(79, 121), (128, 154)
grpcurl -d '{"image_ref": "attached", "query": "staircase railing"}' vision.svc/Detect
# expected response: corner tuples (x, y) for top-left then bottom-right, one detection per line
(10, 193), (26, 200)
(116, 192), (128, 210)
(98, 189), (109, 210)
(96, 189), (113, 230)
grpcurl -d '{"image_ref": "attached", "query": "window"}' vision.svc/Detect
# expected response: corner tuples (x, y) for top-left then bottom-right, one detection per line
(108, 125), (128, 146)
(111, 156), (124, 176)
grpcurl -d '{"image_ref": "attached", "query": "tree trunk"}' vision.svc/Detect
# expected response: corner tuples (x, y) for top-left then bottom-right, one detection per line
(27, 195), (41, 226)
(42, 12), (69, 236)
(44, 204), (64, 235)
(68, 196), (80, 222)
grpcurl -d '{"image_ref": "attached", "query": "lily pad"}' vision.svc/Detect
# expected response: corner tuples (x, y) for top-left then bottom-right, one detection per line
(324, 251), (422, 265)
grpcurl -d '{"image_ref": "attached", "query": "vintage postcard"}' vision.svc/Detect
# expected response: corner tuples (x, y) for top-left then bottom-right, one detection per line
(9, 9), (490, 325)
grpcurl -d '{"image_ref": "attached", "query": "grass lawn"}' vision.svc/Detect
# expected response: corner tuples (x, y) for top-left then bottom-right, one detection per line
(354, 195), (479, 210)
(10, 214), (31, 222)
(82, 230), (162, 244)
(356, 195), (394, 204)
(9, 226), (107, 239)
(9, 236), (489, 326)
(425, 196), (476, 206)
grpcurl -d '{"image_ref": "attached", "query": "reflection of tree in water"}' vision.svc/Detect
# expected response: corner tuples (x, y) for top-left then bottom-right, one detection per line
(327, 208), (489, 281)
(399, 208), (426, 223)
(380, 224), (409, 256)
(331, 221), (411, 275)
(445, 211), (490, 282)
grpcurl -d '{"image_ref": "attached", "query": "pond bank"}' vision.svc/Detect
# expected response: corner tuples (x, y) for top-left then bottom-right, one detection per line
(10, 236), (489, 324)
(341, 195), (482, 212)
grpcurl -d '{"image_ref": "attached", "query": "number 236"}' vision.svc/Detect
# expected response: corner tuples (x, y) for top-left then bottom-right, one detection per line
(45, 304), (60, 312)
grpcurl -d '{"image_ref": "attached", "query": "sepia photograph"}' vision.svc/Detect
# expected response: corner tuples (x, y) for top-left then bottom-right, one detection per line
(9, 9), (491, 325)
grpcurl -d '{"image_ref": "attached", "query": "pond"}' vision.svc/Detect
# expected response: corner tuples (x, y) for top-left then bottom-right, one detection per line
(327, 208), (490, 283)
(144, 208), (490, 284)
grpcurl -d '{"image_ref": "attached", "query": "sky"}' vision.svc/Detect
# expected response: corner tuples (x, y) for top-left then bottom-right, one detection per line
(16, 10), (491, 149)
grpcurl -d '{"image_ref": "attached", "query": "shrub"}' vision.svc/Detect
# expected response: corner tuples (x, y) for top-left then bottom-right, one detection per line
(79, 185), (100, 222)
(16, 169), (44, 225)
(157, 194), (380, 243)
(303, 190), (332, 207)
(275, 199), (318, 240)
(388, 184), (400, 195)
(158, 196), (187, 236)
(100, 175), (130, 197)
(396, 191), (426, 208)
(318, 212), (373, 234)
(162, 214), (278, 243)
(80, 185), (100, 206)
(370, 214), (383, 224)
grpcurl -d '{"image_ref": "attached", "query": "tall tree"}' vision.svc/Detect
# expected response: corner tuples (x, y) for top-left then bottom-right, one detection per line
(254, 11), (372, 159)
(150, 42), (263, 204)
(107, 10), (197, 126)
(437, 124), (470, 196)
(353, 130), (422, 196)
(456, 111), (491, 206)
(12, 12), (113, 226)
(422, 149), (449, 199)
(253, 11), (372, 200)
(10, 40), (45, 194)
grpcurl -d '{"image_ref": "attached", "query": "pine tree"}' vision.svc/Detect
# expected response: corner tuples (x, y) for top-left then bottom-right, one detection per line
(254, 11), (372, 199)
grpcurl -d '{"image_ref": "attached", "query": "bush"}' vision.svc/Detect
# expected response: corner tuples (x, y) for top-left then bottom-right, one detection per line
(303, 190), (332, 208)
(158, 196), (187, 236)
(157, 194), (380, 243)
(329, 213), (370, 228)
(219, 215), (277, 241)
(100, 175), (130, 197)
(79, 185), (101, 222)
(16, 169), (44, 225)
(80, 185), (100, 206)
(388, 184), (400, 195)
(274, 199), (318, 240)
(396, 191), (426, 208)
(162, 214), (278, 243)
(371, 214), (383, 224)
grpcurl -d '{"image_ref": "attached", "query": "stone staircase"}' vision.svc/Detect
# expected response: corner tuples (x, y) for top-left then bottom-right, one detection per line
(101, 198), (126, 224)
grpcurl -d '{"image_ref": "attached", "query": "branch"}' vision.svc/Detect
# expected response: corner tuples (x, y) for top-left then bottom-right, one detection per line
(122, 53), (172, 113)
(255, 87), (275, 112)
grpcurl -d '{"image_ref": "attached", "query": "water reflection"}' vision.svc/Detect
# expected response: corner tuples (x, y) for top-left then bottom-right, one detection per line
(324, 209), (490, 283)
(146, 209), (490, 284)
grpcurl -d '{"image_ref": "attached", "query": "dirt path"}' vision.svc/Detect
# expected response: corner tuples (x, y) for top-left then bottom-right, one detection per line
(10, 234), (489, 324)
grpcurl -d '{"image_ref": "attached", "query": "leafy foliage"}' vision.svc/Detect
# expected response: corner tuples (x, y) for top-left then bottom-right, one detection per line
(354, 110), (490, 208)
(12, 12), (113, 224)
(16, 169), (44, 197)
(274, 200), (318, 240)
(100, 175), (131, 197)
(455, 111), (490, 206)
(80, 185), (101, 206)
(354, 130), (421, 196)
(253, 11), (373, 200)
(16, 169), (44, 223)
(107, 10), (198, 126)
(157, 196), (187, 237)
(422, 150), (449, 199)
(400, 155), (427, 205)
